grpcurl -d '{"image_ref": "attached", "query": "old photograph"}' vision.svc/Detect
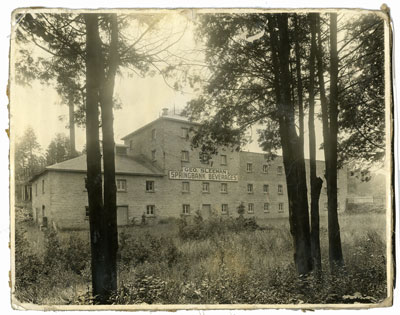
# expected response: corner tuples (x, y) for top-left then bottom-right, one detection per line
(9, 7), (393, 310)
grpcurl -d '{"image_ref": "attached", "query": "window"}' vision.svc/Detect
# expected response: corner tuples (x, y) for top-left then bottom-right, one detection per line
(220, 183), (228, 193)
(221, 154), (227, 165)
(182, 181), (190, 193)
(199, 151), (210, 164)
(42, 179), (45, 194)
(277, 166), (283, 175)
(263, 165), (269, 173)
(181, 127), (189, 138)
(264, 203), (270, 213)
(324, 187), (327, 194)
(247, 184), (254, 194)
(151, 128), (156, 140)
(129, 140), (133, 150)
(248, 203), (254, 213)
(246, 163), (253, 173)
(35, 184), (38, 196)
(151, 149), (156, 161)
(182, 204), (190, 215)
(117, 179), (127, 192)
(146, 205), (155, 216)
(202, 182), (210, 193)
(146, 180), (155, 192)
(181, 150), (189, 162)
(221, 204), (228, 214)
(263, 184), (269, 193)
(85, 206), (89, 220)
(278, 203), (284, 212)
(278, 184), (283, 194)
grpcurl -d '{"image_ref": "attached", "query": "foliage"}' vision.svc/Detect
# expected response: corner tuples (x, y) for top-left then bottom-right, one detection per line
(338, 14), (385, 168)
(46, 133), (78, 165)
(14, 127), (45, 183)
(178, 210), (261, 241)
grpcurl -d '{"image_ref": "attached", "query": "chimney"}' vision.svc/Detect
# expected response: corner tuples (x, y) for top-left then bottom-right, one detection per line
(162, 108), (169, 116)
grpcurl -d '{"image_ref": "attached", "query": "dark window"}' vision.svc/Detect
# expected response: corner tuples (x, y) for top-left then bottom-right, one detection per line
(183, 204), (190, 215)
(247, 184), (253, 194)
(146, 205), (155, 216)
(42, 179), (45, 194)
(146, 181), (155, 192)
(248, 203), (254, 213)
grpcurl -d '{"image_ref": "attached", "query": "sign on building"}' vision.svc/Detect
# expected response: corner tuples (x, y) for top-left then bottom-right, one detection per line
(169, 167), (238, 182)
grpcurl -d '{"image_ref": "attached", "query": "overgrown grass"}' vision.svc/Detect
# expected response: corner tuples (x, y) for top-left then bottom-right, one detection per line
(14, 208), (388, 305)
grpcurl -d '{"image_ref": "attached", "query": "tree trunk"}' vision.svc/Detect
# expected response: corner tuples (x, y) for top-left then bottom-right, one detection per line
(68, 101), (76, 157)
(308, 13), (322, 273)
(269, 14), (312, 275)
(84, 13), (113, 303)
(294, 15), (304, 152)
(327, 13), (344, 271)
(98, 13), (119, 297)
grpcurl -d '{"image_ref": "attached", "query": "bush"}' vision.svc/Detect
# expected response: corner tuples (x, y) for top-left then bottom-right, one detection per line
(118, 231), (180, 268)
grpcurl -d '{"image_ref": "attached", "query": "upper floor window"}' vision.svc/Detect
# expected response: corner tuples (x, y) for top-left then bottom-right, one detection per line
(199, 151), (210, 164)
(221, 204), (228, 214)
(85, 206), (89, 220)
(246, 163), (253, 173)
(247, 184), (254, 194)
(151, 149), (156, 161)
(146, 205), (155, 216)
(263, 184), (269, 193)
(263, 165), (269, 173)
(181, 150), (189, 162)
(35, 184), (38, 196)
(181, 127), (189, 139)
(151, 128), (156, 140)
(221, 183), (228, 193)
(42, 179), (45, 194)
(146, 180), (155, 192)
(221, 154), (227, 165)
(264, 203), (270, 213)
(117, 179), (127, 192)
(278, 203), (284, 212)
(117, 179), (126, 191)
(182, 181), (190, 193)
(202, 182), (210, 193)
(277, 166), (283, 175)
(248, 203), (254, 214)
(278, 184), (283, 194)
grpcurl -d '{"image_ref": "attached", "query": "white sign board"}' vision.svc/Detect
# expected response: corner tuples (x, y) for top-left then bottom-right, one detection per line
(169, 167), (238, 182)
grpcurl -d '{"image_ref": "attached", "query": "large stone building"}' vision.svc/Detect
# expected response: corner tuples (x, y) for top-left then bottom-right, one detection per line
(30, 111), (348, 230)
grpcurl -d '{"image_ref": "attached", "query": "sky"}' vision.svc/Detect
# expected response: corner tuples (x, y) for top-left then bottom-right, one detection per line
(9, 9), (328, 160)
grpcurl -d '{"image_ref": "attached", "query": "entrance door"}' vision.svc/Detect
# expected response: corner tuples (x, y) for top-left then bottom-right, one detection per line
(117, 206), (129, 226)
(201, 204), (211, 219)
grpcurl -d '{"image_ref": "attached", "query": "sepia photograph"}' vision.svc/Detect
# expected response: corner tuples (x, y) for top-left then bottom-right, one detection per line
(8, 5), (393, 310)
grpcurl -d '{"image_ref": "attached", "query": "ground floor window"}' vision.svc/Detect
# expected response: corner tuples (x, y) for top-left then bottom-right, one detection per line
(278, 203), (284, 212)
(183, 204), (190, 215)
(248, 203), (254, 213)
(146, 205), (155, 216)
(221, 204), (228, 214)
(85, 206), (89, 220)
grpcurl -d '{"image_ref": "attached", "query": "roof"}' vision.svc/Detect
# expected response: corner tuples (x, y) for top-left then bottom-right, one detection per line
(121, 115), (200, 140)
(30, 154), (164, 182)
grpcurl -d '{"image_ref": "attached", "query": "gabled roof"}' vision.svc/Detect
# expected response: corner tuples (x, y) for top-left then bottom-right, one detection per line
(30, 154), (164, 182)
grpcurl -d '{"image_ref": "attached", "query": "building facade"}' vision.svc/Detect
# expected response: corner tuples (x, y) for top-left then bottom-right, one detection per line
(30, 111), (348, 230)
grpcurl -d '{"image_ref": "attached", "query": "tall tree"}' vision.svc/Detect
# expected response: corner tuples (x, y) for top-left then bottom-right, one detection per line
(307, 13), (323, 272)
(188, 13), (313, 275)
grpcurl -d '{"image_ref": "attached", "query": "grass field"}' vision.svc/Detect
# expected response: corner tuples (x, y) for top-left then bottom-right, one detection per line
(14, 210), (388, 305)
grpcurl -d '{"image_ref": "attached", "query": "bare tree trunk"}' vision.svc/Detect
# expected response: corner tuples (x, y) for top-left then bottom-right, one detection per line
(308, 13), (323, 272)
(98, 13), (119, 297)
(269, 14), (312, 275)
(327, 13), (344, 271)
(294, 15), (304, 151)
(84, 13), (108, 303)
(68, 101), (76, 157)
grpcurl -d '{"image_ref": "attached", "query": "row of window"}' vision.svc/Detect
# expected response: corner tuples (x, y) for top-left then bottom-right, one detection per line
(246, 163), (283, 175)
(182, 203), (285, 215)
